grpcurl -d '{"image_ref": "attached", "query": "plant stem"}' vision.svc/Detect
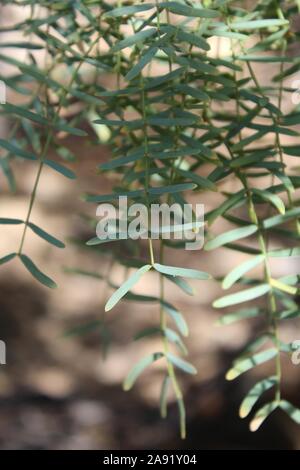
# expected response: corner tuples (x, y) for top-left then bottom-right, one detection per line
(17, 34), (101, 255)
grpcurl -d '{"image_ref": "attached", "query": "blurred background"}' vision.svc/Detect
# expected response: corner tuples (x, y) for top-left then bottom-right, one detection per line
(0, 2), (300, 450)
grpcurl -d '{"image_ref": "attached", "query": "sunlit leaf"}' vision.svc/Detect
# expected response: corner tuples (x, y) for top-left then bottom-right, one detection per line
(226, 349), (277, 381)
(105, 265), (152, 311)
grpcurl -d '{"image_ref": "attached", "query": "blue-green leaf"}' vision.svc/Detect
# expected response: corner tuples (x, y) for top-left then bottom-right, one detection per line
(20, 254), (57, 289)
(44, 159), (76, 179)
(105, 265), (152, 311)
(222, 255), (265, 290)
(112, 28), (157, 52)
(205, 225), (258, 251)
(166, 352), (197, 375)
(125, 47), (158, 81)
(214, 284), (270, 308)
(154, 263), (210, 280)
(0, 252), (17, 265)
(250, 402), (278, 432)
(28, 222), (65, 248)
(226, 349), (277, 381)
(239, 376), (277, 418)
(123, 352), (164, 390)
(0, 217), (23, 225)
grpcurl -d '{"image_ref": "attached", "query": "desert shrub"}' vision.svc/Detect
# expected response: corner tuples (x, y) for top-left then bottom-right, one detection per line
(0, 0), (300, 438)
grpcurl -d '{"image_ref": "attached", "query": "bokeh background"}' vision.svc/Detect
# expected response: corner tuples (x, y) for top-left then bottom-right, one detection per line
(0, 2), (300, 450)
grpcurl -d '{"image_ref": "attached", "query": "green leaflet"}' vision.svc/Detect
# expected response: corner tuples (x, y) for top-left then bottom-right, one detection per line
(268, 247), (300, 258)
(252, 188), (285, 215)
(216, 307), (262, 326)
(2, 103), (48, 126)
(161, 300), (188, 337)
(86, 233), (129, 246)
(270, 278), (298, 296)
(0, 217), (23, 225)
(222, 255), (265, 290)
(124, 292), (157, 302)
(249, 402), (279, 432)
(237, 55), (293, 63)
(175, 169), (217, 191)
(211, 29), (248, 40)
(174, 84), (210, 101)
(144, 68), (184, 89)
(214, 284), (270, 309)
(111, 28), (157, 52)
(99, 152), (142, 171)
(19, 254), (57, 289)
(282, 112), (300, 126)
(231, 130), (268, 151)
(123, 352), (164, 391)
(204, 225), (258, 251)
(226, 349), (277, 381)
(230, 152), (271, 168)
(175, 29), (210, 51)
(282, 146), (300, 157)
(240, 335), (270, 358)
(0, 157), (16, 192)
(230, 19), (289, 30)
(125, 47), (158, 81)
(0, 54), (60, 89)
(64, 267), (103, 279)
(68, 89), (104, 106)
(160, 2), (218, 18)
(0, 139), (37, 161)
(105, 265), (152, 311)
(273, 171), (295, 193)
(53, 122), (87, 137)
(154, 263), (210, 280)
(0, 42), (43, 50)
(104, 4), (155, 17)
(207, 190), (245, 225)
(134, 327), (161, 341)
(263, 208), (300, 229)
(152, 146), (205, 161)
(0, 253), (17, 265)
(84, 189), (144, 203)
(166, 353), (197, 375)
(175, 56), (217, 74)
(149, 183), (196, 195)
(147, 116), (197, 126)
(27, 222), (65, 248)
(160, 375), (170, 418)
(44, 159), (76, 179)
(164, 275), (194, 296)
(239, 376), (277, 418)
(164, 329), (188, 356)
(279, 400), (300, 425)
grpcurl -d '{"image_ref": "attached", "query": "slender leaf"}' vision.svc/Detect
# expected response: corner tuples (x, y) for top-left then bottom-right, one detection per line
(166, 353), (197, 375)
(239, 376), (277, 418)
(28, 222), (65, 248)
(20, 254), (57, 288)
(105, 265), (152, 311)
(123, 352), (164, 390)
(205, 225), (258, 251)
(226, 349), (277, 381)
(214, 284), (270, 308)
